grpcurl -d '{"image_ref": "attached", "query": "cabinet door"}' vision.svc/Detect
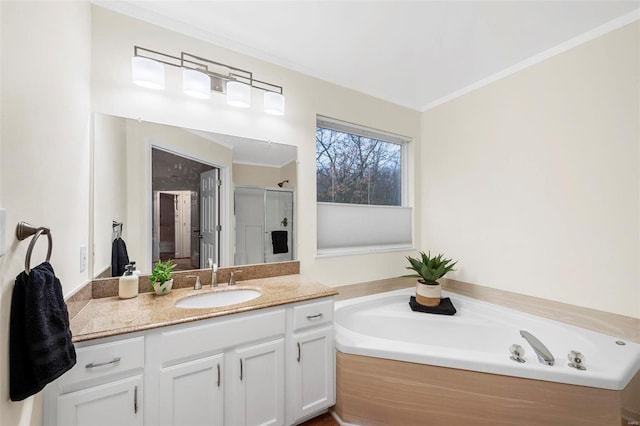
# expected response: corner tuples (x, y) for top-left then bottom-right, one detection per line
(293, 326), (335, 422)
(58, 375), (142, 426)
(159, 353), (224, 426)
(231, 338), (285, 426)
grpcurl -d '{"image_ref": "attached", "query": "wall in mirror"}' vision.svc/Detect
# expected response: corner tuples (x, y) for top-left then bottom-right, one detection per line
(93, 113), (297, 278)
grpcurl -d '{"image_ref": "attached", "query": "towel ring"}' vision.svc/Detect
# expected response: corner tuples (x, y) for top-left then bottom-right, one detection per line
(16, 221), (53, 274)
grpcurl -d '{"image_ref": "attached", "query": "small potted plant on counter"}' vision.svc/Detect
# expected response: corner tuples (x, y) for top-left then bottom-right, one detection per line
(405, 251), (457, 307)
(150, 259), (176, 295)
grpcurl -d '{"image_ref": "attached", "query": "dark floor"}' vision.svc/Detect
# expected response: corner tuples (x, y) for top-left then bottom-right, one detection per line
(300, 411), (339, 426)
(173, 257), (196, 271)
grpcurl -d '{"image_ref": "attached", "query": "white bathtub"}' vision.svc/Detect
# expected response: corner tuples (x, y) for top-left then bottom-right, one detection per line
(334, 287), (640, 390)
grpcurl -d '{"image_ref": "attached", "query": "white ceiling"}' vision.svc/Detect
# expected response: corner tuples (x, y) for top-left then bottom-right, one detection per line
(98, 1), (639, 111)
(189, 129), (297, 167)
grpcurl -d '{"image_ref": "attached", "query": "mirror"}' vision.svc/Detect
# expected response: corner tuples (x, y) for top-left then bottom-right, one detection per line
(93, 113), (297, 278)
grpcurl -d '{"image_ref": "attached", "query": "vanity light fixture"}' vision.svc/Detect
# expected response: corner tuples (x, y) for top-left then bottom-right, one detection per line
(131, 56), (165, 90)
(131, 46), (285, 114)
(182, 69), (211, 99)
(226, 80), (251, 107)
(264, 91), (285, 115)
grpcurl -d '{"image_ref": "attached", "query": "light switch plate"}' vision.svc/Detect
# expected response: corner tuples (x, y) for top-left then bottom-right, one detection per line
(0, 209), (6, 256)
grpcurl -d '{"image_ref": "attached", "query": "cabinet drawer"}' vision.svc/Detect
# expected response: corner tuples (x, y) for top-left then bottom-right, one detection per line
(60, 337), (144, 387)
(157, 309), (286, 364)
(292, 299), (333, 331)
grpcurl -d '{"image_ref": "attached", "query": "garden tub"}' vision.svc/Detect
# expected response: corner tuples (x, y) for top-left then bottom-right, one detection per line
(335, 287), (640, 390)
(334, 288), (640, 425)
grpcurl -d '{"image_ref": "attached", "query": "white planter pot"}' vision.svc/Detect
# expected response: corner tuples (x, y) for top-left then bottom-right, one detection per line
(415, 281), (441, 307)
(153, 278), (173, 295)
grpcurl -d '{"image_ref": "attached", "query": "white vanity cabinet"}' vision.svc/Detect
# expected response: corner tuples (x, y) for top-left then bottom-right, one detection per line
(45, 296), (334, 426)
(57, 375), (143, 426)
(145, 307), (286, 426)
(288, 299), (335, 424)
(44, 336), (145, 426)
(157, 353), (224, 426)
(229, 338), (286, 426)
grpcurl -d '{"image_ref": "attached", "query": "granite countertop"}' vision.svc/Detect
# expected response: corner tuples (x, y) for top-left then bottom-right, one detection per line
(70, 274), (337, 343)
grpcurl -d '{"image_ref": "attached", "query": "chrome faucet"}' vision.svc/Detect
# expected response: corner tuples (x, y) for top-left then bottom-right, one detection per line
(520, 330), (554, 366)
(229, 270), (242, 286)
(186, 275), (202, 290)
(209, 258), (218, 288)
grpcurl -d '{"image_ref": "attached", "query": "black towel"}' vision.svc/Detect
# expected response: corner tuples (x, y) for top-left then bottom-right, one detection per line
(111, 237), (130, 277)
(10, 262), (76, 401)
(409, 296), (457, 315)
(271, 230), (288, 254)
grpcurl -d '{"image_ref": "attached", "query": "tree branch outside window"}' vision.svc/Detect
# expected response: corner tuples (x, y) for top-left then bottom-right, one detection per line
(316, 127), (402, 206)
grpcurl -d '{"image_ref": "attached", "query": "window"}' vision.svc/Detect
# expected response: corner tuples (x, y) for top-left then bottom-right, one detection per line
(316, 119), (404, 206)
(316, 116), (412, 255)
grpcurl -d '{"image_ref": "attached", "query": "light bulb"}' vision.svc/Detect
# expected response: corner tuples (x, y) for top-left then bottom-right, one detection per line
(226, 81), (251, 107)
(131, 56), (165, 90)
(182, 69), (210, 99)
(264, 91), (285, 115)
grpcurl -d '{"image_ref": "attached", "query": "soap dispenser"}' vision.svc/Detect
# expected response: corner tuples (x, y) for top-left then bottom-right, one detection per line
(119, 264), (139, 299)
(130, 260), (142, 276)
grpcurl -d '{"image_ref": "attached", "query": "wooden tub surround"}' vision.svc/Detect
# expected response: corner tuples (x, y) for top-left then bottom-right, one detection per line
(335, 352), (640, 426)
(333, 277), (640, 426)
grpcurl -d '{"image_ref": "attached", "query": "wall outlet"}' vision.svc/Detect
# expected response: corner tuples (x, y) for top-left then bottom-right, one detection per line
(0, 209), (5, 256)
(80, 245), (87, 272)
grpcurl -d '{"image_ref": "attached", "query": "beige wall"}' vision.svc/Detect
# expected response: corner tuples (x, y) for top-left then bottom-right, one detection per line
(0, 1), (92, 424)
(281, 161), (297, 189)
(91, 6), (422, 286)
(93, 114), (128, 276)
(233, 163), (293, 188)
(421, 22), (640, 318)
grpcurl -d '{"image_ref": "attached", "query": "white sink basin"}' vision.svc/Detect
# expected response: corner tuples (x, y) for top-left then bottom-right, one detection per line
(175, 289), (262, 309)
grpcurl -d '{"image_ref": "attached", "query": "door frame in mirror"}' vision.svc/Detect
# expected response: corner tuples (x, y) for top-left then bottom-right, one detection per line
(147, 143), (231, 272)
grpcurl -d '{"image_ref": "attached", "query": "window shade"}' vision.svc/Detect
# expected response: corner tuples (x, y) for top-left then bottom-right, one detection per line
(317, 202), (412, 255)
(317, 115), (410, 145)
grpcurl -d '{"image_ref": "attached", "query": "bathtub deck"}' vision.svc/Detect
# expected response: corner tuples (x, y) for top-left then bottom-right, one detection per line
(335, 351), (640, 426)
(335, 277), (640, 344)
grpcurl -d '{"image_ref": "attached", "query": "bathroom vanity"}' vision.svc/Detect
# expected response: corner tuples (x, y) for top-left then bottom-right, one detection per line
(43, 273), (337, 426)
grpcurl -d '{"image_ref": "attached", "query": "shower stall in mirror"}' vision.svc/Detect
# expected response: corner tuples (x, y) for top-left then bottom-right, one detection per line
(234, 186), (294, 265)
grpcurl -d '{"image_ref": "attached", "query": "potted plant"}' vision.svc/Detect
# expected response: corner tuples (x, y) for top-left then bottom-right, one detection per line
(405, 251), (457, 307)
(150, 259), (176, 295)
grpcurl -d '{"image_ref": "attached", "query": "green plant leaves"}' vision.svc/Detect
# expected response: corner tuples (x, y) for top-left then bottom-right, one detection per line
(150, 259), (176, 288)
(404, 251), (457, 284)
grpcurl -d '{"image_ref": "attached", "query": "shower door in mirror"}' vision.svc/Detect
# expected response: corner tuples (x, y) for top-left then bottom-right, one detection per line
(265, 190), (293, 263)
(235, 187), (294, 265)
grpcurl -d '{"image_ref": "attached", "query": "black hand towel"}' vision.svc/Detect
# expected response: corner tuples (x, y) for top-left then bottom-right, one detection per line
(409, 296), (457, 315)
(10, 262), (76, 401)
(271, 230), (288, 254)
(111, 237), (130, 277)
